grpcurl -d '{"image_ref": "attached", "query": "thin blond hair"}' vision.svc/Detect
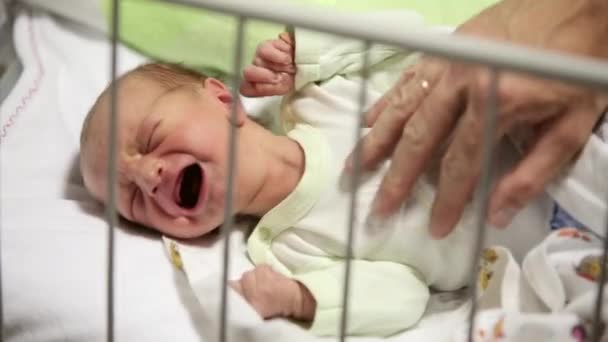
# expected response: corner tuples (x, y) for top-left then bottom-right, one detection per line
(80, 63), (209, 147)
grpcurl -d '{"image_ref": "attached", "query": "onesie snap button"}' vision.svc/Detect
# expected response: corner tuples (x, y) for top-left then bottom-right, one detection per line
(259, 227), (271, 241)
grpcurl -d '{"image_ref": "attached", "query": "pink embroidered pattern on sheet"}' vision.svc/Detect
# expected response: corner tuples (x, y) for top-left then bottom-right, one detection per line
(0, 14), (45, 146)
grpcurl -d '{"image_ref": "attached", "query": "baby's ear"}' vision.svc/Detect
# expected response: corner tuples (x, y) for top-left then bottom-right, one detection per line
(204, 78), (231, 103)
(203, 78), (246, 126)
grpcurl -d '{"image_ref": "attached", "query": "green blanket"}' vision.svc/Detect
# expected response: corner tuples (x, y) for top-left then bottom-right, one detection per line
(103, 0), (498, 77)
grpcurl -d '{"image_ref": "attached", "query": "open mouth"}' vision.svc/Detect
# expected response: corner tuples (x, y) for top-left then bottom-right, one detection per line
(177, 163), (203, 209)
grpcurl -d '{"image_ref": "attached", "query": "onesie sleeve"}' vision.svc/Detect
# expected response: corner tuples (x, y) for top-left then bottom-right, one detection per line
(289, 9), (438, 91)
(292, 28), (407, 91)
(292, 260), (429, 337)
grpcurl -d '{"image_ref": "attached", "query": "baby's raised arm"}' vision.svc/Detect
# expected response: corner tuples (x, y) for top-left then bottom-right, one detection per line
(240, 32), (296, 97)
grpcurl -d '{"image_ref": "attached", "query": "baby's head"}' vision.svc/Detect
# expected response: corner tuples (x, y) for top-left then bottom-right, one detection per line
(80, 63), (256, 238)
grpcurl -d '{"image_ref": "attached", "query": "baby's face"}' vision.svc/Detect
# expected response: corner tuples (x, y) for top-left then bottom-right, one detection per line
(82, 77), (240, 238)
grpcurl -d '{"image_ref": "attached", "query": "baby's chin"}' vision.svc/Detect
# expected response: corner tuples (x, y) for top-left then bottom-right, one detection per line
(158, 219), (220, 239)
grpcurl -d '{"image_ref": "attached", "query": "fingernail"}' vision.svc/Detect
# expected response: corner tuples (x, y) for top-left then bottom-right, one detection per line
(490, 207), (518, 228)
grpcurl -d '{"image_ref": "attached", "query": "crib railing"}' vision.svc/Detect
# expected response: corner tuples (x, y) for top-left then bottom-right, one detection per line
(2, 0), (608, 342)
(103, 0), (608, 342)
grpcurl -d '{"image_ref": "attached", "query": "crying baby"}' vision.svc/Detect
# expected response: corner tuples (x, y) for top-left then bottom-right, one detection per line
(80, 30), (519, 337)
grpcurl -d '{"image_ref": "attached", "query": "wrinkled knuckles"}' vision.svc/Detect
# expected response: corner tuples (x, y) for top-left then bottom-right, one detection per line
(510, 175), (543, 200)
(441, 152), (473, 184)
(401, 119), (428, 150)
(471, 71), (496, 99)
(256, 41), (274, 55)
(362, 133), (394, 163)
(380, 177), (410, 207)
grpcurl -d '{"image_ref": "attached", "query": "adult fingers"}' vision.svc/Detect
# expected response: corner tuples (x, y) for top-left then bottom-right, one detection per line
(363, 93), (390, 128)
(371, 74), (465, 217)
(347, 59), (446, 172)
(363, 71), (413, 127)
(363, 57), (444, 127)
(428, 102), (491, 239)
(427, 69), (511, 238)
(428, 70), (587, 237)
(488, 104), (598, 228)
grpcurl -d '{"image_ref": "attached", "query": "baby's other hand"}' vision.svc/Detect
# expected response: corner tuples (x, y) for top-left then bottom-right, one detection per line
(230, 264), (315, 321)
(240, 32), (295, 97)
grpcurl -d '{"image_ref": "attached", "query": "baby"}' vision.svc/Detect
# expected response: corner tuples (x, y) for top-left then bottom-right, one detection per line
(80, 30), (516, 336)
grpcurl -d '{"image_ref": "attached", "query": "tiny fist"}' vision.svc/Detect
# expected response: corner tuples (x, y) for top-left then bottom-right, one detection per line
(233, 265), (299, 319)
(279, 32), (293, 45)
(229, 280), (243, 295)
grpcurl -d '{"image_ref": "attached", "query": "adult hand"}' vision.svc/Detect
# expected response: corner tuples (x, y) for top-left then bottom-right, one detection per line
(348, 0), (608, 238)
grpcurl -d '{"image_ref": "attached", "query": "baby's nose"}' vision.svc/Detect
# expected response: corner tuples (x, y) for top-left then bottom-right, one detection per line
(136, 157), (164, 196)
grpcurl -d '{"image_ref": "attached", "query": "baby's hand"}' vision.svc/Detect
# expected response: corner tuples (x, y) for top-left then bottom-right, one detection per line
(230, 265), (315, 321)
(240, 32), (295, 97)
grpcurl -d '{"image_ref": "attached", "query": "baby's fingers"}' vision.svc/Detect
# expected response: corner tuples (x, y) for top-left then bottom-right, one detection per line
(240, 78), (293, 97)
(244, 65), (279, 84)
(253, 57), (296, 74)
(229, 280), (244, 296)
(278, 32), (294, 49)
(257, 40), (293, 65)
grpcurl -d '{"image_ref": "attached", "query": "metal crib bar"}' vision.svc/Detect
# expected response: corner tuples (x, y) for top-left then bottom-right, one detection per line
(0, 0), (5, 327)
(465, 70), (499, 342)
(156, 0), (608, 90)
(219, 16), (246, 342)
(0, 171), (3, 341)
(339, 41), (371, 342)
(0, 189), (2, 339)
(591, 207), (608, 340)
(105, 1), (121, 341)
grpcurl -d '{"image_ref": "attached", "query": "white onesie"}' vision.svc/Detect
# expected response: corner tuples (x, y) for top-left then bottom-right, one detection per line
(245, 26), (551, 336)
